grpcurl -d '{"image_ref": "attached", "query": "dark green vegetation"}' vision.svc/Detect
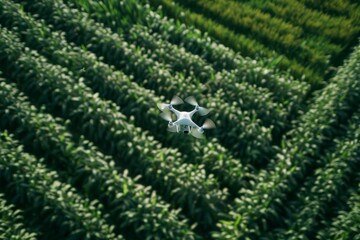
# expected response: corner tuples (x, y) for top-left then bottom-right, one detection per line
(148, 0), (360, 89)
(0, 0), (359, 239)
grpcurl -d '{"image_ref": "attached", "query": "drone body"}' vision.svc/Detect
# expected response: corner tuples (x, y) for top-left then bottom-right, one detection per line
(157, 96), (215, 138)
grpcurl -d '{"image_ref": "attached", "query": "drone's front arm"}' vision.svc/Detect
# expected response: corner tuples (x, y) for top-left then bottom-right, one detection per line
(189, 107), (198, 117)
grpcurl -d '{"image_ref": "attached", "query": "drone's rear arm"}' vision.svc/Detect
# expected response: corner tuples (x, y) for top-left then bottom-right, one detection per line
(170, 107), (180, 118)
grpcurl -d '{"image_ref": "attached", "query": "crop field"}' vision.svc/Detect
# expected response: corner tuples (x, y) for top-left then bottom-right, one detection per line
(0, 0), (359, 239)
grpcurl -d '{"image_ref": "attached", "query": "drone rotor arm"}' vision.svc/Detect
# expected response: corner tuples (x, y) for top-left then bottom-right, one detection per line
(189, 107), (198, 117)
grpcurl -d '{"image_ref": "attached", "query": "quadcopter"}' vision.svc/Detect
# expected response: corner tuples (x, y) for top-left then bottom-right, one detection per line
(157, 96), (215, 138)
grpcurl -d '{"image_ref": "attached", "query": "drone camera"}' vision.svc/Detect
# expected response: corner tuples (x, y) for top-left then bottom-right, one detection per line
(184, 130), (189, 134)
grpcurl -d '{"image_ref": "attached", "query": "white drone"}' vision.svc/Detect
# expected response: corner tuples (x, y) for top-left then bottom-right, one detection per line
(157, 96), (215, 138)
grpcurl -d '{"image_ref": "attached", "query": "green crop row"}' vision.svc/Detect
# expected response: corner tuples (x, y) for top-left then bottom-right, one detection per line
(22, 0), (198, 99)
(267, 111), (360, 239)
(297, 0), (360, 25)
(0, 132), (122, 240)
(143, 0), (322, 89)
(0, 26), (227, 230)
(207, 90), (274, 166)
(175, 0), (296, 45)
(74, 0), (217, 84)
(73, 0), (311, 103)
(213, 42), (360, 239)
(225, 68), (309, 117)
(245, 0), (358, 45)
(0, 193), (37, 240)
(207, 70), (288, 133)
(317, 183), (360, 240)
(171, 0), (333, 77)
(21, 0), (276, 167)
(0, 77), (197, 239)
(70, 0), (239, 71)
(128, 25), (213, 82)
(73, 0), (146, 33)
(0, 0), (250, 198)
(128, 24), (213, 83)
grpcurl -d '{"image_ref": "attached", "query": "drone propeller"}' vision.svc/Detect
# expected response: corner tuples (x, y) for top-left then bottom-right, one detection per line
(191, 119), (216, 139)
(160, 111), (173, 122)
(184, 96), (198, 106)
(202, 119), (216, 129)
(157, 103), (169, 111)
(184, 96), (210, 116)
(157, 96), (184, 111)
(191, 128), (204, 139)
(170, 96), (184, 105)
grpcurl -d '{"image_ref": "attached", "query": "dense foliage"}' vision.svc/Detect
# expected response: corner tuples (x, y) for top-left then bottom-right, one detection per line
(0, 0), (359, 239)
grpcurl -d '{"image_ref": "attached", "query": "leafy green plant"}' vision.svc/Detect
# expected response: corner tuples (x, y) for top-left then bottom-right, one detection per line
(0, 132), (123, 240)
(317, 184), (360, 240)
(0, 193), (37, 240)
